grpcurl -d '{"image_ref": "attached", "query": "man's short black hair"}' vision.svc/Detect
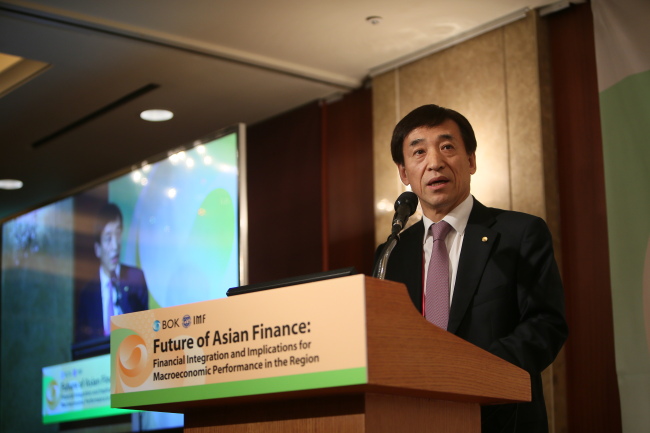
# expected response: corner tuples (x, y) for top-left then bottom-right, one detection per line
(390, 104), (477, 165)
(93, 203), (123, 243)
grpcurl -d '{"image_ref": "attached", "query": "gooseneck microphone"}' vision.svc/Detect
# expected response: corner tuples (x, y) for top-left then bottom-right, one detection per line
(373, 191), (419, 279)
(391, 191), (419, 236)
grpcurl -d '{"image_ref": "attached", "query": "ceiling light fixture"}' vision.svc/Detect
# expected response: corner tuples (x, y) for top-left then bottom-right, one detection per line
(140, 109), (174, 122)
(0, 179), (23, 190)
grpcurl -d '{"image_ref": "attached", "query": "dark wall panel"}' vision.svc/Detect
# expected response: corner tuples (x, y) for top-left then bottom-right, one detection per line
(246, 102), (323, 284)
(547, 4), (622, 432)
(324, 88), (375, 275)
(246, 89), (375, 283)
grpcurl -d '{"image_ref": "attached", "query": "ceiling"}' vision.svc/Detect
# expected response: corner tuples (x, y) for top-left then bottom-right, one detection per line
(0, 0), (562, 222)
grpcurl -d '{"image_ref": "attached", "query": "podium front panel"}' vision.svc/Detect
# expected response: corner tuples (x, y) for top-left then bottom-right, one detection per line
(111, 274), (369, 409)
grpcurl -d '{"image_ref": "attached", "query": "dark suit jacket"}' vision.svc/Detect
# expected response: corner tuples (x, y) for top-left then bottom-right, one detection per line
(377, 198), (568, 433)
(75, 264), (149, 343)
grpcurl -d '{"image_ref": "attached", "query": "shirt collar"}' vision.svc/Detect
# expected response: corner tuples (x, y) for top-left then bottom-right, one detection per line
(99, 264), (121, 286)
(422, 194), (474, 244)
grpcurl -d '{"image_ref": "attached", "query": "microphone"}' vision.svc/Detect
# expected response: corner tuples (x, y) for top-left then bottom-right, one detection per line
(391, 191), (419, 235)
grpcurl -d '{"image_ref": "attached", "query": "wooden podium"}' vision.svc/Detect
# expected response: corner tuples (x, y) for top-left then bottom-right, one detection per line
(111, 276), (530, 433)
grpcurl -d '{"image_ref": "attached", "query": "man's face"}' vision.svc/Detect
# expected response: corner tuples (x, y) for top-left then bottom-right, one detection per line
(397, 119), (476, 221)
(94, 218), (122, 275)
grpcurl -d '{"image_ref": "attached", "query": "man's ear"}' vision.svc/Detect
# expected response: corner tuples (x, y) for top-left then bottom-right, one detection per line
(397, 164), (410, 186)
(94, 242), (101, 259)
(469, 153), (477, 175)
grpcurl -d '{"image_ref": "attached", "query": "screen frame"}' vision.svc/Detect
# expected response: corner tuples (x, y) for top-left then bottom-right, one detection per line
(1, 122), (248, 432)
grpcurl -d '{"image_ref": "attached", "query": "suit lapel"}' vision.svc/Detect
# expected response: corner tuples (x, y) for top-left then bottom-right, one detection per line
(447, 200), (498, 334)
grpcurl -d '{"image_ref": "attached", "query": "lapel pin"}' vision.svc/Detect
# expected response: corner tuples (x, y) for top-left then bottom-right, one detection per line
(482, 236), (488, 242)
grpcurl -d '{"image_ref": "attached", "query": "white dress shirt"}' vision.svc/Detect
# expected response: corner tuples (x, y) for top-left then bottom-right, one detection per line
(99, 264), (122, 335)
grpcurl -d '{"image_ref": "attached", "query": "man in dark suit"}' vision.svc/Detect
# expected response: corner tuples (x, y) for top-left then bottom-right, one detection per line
(377, 104), (568, 433)
(76, 203), (149, 343)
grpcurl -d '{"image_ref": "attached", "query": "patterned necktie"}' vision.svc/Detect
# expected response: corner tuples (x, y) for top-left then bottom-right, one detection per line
(425, 220), (453, 330)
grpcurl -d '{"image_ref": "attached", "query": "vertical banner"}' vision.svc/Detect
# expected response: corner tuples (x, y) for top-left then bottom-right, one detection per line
(592, 0), (650, 431)
(111, 275), (369, 408)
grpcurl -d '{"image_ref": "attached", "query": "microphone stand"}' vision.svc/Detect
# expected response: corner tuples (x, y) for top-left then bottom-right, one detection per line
(373, 191), (418, 280)
(372, 232), (400, 280)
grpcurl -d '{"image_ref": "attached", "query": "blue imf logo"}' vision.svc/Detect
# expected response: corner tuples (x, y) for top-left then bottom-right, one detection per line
(152, 320), (161, 332)
(182, 315), (191, 328)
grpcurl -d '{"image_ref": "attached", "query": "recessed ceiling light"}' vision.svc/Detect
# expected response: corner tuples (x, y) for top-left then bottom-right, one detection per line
(0, 179), (23, 190)
(140, 109), (174, 122)
(366, 16), (382, 25)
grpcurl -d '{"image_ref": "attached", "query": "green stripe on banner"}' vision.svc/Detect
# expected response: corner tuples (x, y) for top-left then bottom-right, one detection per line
(112, 367), (367, 408)
(43, 407), (138, 424)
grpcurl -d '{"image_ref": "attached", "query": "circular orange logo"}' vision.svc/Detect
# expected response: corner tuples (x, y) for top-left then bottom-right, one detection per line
(117, 334), (152, 387)
(45, 379), (60, 410)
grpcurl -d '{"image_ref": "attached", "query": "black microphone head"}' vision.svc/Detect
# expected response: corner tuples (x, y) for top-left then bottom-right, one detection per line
(394, 191), (419, 216)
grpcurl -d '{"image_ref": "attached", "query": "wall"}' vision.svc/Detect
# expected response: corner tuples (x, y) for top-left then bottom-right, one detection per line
(372, 10), (566, 432)
(247, 88), (375, 284)
(322, 87), (376, 274)
(247, 102), (324, 284)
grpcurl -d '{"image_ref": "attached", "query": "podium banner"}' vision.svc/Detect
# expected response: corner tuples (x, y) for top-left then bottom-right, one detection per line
(111, 274), (369, 408)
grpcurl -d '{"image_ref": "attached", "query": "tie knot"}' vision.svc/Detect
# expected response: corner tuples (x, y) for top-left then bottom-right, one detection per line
(431, 220), (452, 240)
